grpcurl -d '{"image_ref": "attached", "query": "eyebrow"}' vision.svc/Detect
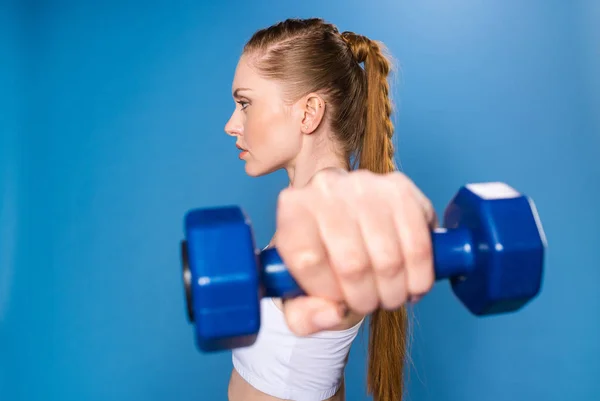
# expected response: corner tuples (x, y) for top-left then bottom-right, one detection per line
(232, 87), (252, 98)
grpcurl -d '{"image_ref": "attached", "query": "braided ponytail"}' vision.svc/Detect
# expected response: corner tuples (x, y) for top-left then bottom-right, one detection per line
(343, 32), (408, 401)
(341, 32), (397, 174)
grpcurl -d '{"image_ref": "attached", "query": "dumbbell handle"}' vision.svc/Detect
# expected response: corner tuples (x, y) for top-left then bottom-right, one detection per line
(259, 227), (475, 298)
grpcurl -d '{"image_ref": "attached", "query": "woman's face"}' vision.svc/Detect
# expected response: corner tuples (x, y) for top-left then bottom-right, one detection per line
(224, 54), (304, 177)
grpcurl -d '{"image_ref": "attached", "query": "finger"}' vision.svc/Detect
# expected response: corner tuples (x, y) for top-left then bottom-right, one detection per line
(313, 178), (379, 314)
(390, 176), (435, 301)
(355, 187), (408, 310)
(403, 177), (439, 229)
(282, 295), (347, 336)
(275, 188), (344, 301)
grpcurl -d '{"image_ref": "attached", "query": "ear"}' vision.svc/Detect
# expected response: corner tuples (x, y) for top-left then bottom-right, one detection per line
(298, 93), (326, 134)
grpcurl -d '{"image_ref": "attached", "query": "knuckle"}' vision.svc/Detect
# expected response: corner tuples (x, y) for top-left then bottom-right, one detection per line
(277, 187), (296, 208)
(406, 240), (433, 265)
(310, 169), (339, 191)
(370, 239), (404, 275)
(422, 199), (437, 224)
(343, 174), (378, 208)
(389, 170), (409, 185)
(276, 189), (308, 228)
(283, 308), (305, 335)
(379, 283), (408, 310)
(290, 249), (324, 274)
(335, 253), (369, 280)
(409, 276), (434, 297)
(406, 249), (435, 295)
(353, 297), (378, 314)
(353, 169), (375, 179)
(276, 189), (292, 216)
(389, 173), (414, 197)
(311, 171), (329, 188)
(381, 296), (405, 311)
(384, 291), (408, 310)
(422, 198), (434, 215)
(397, 181), (414, 199)
(373, 253), (403, 277)
(349, 170), (374, 190)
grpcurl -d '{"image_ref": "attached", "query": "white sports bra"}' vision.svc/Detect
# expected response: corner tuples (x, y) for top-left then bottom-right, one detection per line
(232, 297), (364, 401)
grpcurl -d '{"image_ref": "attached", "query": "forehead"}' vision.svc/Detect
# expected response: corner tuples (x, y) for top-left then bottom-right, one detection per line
(231, 54), (280, 96)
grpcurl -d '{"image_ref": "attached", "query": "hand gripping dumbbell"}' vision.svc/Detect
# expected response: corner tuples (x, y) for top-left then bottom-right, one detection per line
(179, 182), (546, 352)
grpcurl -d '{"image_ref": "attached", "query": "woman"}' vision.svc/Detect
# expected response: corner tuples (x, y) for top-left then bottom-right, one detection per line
(224, 18), (437, 401)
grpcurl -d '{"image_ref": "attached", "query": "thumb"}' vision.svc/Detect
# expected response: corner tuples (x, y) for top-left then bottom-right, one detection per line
(282, 296), (347, 336)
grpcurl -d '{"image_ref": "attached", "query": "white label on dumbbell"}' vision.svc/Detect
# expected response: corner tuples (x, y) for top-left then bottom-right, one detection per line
(265, 263), (286, 274)
(466, 182), (521, 200)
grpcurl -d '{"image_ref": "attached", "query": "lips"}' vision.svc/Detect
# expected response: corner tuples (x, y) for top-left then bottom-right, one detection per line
(236, 144), (249, 160)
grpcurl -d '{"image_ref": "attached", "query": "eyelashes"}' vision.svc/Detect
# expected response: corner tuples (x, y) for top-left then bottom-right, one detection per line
(237, 100), (250, 110)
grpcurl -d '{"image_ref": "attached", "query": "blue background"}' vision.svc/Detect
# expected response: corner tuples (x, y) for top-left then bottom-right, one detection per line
(1, 1), (598, 400)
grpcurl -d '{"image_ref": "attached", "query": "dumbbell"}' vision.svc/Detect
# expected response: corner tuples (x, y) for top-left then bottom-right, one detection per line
(179, 182), (546, 352)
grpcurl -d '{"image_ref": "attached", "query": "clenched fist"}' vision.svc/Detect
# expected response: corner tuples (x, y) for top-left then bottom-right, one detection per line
(273, 168), (438, 336)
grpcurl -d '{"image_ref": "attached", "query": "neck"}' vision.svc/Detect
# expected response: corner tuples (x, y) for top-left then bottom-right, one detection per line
(285, 150), (349, 188)
(267, 132), (348, 248)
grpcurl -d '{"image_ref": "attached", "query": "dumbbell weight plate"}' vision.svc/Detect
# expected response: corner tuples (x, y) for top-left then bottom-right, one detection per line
(180, 240), (195, 323)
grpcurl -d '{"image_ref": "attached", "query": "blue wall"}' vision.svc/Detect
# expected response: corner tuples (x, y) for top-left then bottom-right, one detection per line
(1, 1), (598, 400)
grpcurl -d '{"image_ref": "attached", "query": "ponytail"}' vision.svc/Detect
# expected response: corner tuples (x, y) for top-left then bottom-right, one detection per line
(342, 32), (409, 401)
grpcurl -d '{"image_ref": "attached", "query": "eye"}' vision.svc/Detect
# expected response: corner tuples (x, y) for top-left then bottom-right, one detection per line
(237, 100), (249, 110)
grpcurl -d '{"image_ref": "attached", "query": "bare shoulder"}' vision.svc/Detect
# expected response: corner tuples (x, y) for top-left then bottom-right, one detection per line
(272, 298), (365, 331)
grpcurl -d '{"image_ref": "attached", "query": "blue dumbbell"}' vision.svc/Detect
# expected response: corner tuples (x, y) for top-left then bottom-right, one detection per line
(180, 182), (546, 352)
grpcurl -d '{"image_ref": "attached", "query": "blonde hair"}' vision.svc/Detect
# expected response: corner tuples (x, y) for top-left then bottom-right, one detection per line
(244, 18), (407, 401)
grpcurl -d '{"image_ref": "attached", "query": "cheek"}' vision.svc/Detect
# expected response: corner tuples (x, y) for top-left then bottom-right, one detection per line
(245, 107), (296, 152)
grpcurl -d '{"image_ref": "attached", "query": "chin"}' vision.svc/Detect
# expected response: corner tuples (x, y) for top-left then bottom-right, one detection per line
(244, 161), (282, 177)
(244, 163), (268, 177)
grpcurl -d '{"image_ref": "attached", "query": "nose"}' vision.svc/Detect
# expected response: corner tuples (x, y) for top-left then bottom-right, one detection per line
(224, 112), (242, 137)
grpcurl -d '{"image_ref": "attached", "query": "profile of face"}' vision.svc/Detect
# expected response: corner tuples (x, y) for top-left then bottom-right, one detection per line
(224, 54), (317, 177)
